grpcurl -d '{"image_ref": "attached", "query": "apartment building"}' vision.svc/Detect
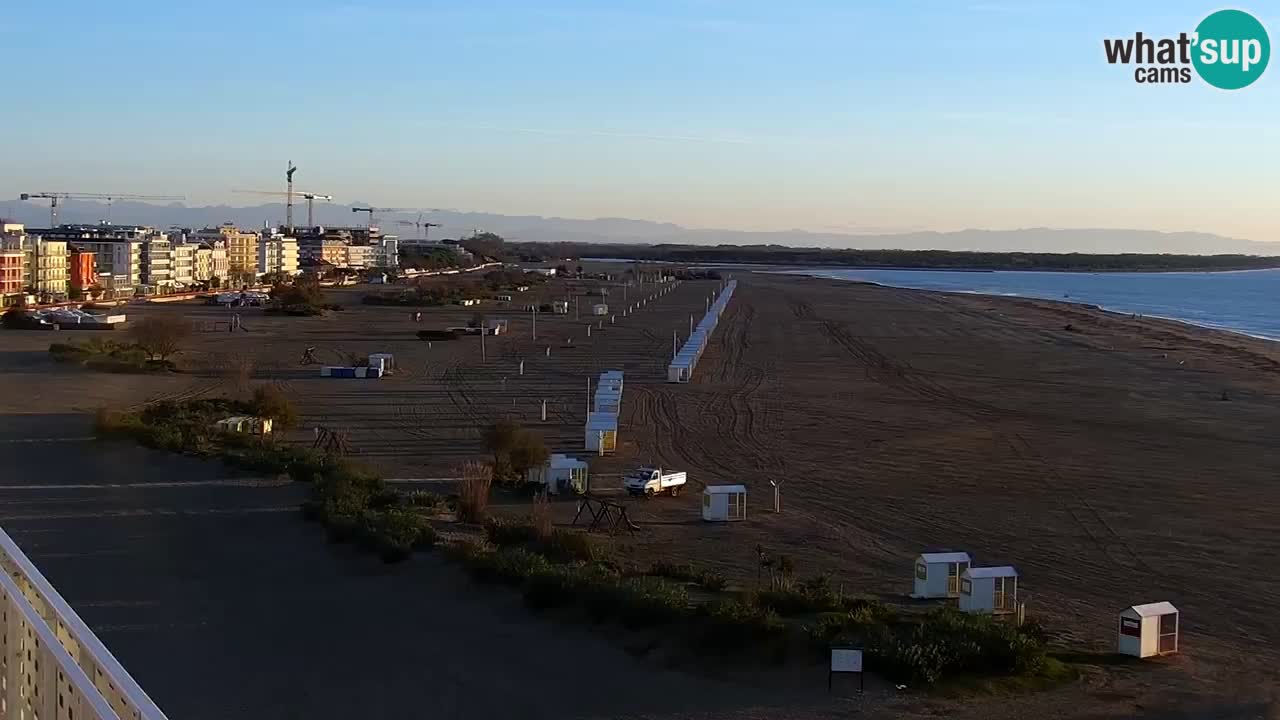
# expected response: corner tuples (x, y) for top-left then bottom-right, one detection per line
(69, 248), (97, 294)
(172, 242), (196, 287)
(1, 225), (69, 299)
(259, 232), (299, 278)
(375, 235), (400, 269)
(35, 224), (148, 295)
(141, 234), (174, 290)
(345, 243), (373, 269)
(0, 246), (23, 302)
(192, 225), (259, 278)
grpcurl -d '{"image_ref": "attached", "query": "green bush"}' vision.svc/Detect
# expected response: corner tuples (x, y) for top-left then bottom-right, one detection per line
(484, 516), (541, 547)
(482, 518), (597, 563)
(541, 529), (598, 562)
(696, 599), (785, 653)
(522, 567), (577, 610)
(648, 560), (697, 582)
(756, 585), (841, 616)
(614, 577), (688, 628)
(697, 570), (728, 592)
(865, 608), (1049, 685)
(359, 509), (434, 563)
(405, 490), (443, 508)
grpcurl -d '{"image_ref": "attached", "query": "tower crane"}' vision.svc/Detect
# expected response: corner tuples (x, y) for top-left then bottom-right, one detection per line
(285, 161), (298, 231)
(20, 192), (186, 226)
(351, 206), (414, 229)
(232, 189), (334, 229)
(396, 212), (444, 241)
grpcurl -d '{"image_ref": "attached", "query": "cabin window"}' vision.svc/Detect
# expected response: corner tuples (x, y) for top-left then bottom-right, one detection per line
(915, 563), (927, 581)
(960, 578), (972, 595)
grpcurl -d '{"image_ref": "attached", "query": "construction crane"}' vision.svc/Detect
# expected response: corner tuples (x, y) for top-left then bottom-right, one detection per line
(20, 192), (185, 226)
(232, 189), (334, 229)
(285, 161), (298, 231)
(396, 212), (444, 241)
(351, 206), (414, 229)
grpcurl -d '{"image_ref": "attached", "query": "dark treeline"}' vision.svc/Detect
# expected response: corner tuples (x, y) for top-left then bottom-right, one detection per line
(509, 241), (1280, 272)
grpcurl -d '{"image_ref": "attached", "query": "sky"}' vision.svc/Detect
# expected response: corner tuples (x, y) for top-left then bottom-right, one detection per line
(3, 0), (1278, 243)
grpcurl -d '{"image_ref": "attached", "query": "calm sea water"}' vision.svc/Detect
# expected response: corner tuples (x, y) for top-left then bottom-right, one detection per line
(777, 268), (1280, 341)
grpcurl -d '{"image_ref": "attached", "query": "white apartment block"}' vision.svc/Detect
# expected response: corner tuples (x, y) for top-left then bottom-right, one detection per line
(259, 233), (299, 278)
(172, 242), (196, 287)
(141, 234), (174, 290)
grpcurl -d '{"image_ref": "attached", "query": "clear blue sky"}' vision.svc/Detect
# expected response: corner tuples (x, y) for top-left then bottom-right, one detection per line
(3, 0), (1277, 241)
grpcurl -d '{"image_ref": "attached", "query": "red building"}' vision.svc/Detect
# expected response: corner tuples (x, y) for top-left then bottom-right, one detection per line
(70, 248), (97, 293)
(0, 248), (23, 300)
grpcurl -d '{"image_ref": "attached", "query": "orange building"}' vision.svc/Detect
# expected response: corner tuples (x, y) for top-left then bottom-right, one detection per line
(1, 248), (23, 300)
(69, 248), (97, 292)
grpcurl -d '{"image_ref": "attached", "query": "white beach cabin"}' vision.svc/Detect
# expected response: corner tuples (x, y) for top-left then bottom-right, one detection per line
(912, 552), (972, 599)
(584, 412), (618, 454)
(1118, 602), (1179, 658)
(958, 566), (1019, 615)
(367, 353), (395, 374)
(525, 453), (589, 496)
(702, 485), (747, 522)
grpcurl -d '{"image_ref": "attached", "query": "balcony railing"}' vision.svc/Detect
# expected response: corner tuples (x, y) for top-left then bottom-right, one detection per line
(0, 527), (168, 720)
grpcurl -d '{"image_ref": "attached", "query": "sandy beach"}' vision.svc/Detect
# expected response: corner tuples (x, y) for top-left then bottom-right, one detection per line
(2, 270), (1278, 719)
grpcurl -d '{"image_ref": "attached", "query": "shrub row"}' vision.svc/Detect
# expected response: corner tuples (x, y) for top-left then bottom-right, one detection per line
(456, 544), (689, 629)
(482, 516), (599, 563)
(304, 465), (437, 563)
(865, 608), (1048, 685)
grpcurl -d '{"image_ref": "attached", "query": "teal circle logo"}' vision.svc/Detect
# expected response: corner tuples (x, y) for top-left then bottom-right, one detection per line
(1193, 9), (1270, 89)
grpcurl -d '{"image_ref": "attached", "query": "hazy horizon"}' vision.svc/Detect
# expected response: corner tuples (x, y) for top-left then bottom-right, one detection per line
(4, 198), (1278, 256)
(4, 1), (1277, 244)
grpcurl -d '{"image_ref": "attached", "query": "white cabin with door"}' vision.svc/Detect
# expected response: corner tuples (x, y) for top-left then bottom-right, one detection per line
(526, 454), (589, 496)
(1118, 602), (1179, 658)
(911, 552), (972, 599)
(367, 353), (395, 374)
(702, 485), (747, 522)
(958, 566), (1019, 615)
(584, 412), (618, 453)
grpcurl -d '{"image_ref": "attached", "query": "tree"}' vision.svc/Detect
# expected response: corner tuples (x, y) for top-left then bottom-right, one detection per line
(209, 276), (222, 290)
(252, 385), (298, 430)
(482, 419), (549, 482)
(129, 316), (190, 361)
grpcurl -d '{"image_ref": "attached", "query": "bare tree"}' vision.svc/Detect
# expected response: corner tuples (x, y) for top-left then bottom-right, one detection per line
(129, 316), (190, 361)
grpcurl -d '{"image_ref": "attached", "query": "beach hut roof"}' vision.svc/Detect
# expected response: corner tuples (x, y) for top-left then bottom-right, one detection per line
(919, 552), (971, 564)
(964, 566), (1018, 579)
(1126, 602), (1178, 617)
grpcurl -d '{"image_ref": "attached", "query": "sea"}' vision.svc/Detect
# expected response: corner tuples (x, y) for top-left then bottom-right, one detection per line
(777, 267), (1280, 342)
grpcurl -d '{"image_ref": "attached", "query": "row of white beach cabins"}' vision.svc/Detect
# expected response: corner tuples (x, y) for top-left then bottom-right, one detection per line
(585, 370), (624, 454)
(667, 279), (737, 383)
(913, 552), (1179, 659)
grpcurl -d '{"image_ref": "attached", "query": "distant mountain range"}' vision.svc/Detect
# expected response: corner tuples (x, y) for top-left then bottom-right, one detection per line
(3, 198), (1276, 256)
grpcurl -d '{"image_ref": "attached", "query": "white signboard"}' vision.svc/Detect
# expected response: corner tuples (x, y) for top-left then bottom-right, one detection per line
(830, 648), (863, 673)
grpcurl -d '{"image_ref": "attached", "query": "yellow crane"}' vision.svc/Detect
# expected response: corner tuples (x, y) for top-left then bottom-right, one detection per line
(20, 191), (185, 226)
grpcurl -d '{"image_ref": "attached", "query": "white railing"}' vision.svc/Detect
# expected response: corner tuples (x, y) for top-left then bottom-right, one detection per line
(0, 527), (168, 720)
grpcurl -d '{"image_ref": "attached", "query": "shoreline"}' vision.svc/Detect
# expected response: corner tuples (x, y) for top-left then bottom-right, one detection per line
(766, 269), (1279, 344)
(584, 257), (1280, 274)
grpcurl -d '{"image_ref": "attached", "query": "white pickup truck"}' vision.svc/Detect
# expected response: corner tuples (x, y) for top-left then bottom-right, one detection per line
(624, 466), (687, 497)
